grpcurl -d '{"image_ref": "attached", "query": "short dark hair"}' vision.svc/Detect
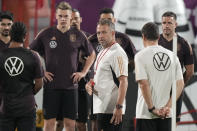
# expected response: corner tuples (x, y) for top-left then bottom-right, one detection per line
(0, 11), (13, 21)
(72, 8), (79, 13)
(162, 11), (177, 20)
(10, 22), (27, 43)
(99, 8), (114, 16)
(141, 22), (159, 41)
(56, 1), (72, 11)
(97, 19), (115, 31)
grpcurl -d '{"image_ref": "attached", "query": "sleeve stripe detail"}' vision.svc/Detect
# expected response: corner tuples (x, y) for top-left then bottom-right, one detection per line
(117, 56), (124, 75)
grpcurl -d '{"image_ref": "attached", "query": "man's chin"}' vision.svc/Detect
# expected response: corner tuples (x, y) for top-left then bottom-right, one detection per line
(60, 23), (67, 27)
(99, 42), (106, 47)
(71, 23), (77, 27)
(61, 25), (66, 29)
(71, 24), (77, 28)
(163, 31), (171, 36)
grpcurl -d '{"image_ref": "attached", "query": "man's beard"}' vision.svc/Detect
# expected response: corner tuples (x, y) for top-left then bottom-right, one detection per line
(163, 28), (172, 36)
(1, 32), (9, 37)
(71, 23), (78, 29)
(71, 23), (77, 27)
(100, 42), (107, 48)
(1, 30), (9, 37)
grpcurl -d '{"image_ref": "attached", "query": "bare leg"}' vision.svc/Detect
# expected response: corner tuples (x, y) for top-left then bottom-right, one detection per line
(76, 121), (86, 131)
(44, 118), (56, 131)
(64, 118), (76, 131)
(55, 120), (64, 131)
(91, 120), (98, 131)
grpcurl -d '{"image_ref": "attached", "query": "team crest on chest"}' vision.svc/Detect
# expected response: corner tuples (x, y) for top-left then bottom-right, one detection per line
(96, 44), (103, 53)
(49, 37), (57, 48)
(70, 34), (77, 42)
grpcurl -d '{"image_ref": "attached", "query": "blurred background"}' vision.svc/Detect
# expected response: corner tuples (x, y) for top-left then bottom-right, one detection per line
(1, 0), (197, 130)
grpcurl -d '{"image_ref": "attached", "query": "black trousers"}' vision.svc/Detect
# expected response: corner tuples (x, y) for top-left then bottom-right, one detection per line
(0, 109), (36, 131)
(97, 114), (123, 131)
(136, 118), (171, 131)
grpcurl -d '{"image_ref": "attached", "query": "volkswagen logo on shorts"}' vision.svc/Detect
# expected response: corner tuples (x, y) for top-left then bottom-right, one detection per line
(49, 40), (57, 48)
(153, 52), (171, 71)
(4, 57), (24, 76)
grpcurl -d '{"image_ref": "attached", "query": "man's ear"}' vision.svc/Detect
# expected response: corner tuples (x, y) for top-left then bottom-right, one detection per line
(80, 17), (82, 23)
(175, 21), (178, 28)
(113, 18), (116, 23)
(112, 30), (115, 36)
(55, 12), (58, 20)
(142, 34), (145, 41)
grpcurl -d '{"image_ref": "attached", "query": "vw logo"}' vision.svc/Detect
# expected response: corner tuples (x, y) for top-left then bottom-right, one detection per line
(49, 40), (57, 48)
(153, 52), (171, 71)
(96, 44), (103, 53)
(4, 57), (24, 76)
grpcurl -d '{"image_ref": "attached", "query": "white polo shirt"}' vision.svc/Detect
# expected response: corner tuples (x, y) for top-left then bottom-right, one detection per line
(93, 43), (128, 114)
(135, 45), (183, 119)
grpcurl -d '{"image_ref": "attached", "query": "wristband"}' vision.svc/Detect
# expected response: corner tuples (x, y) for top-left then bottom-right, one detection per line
(91, 81), (95, 87)
(116, 104), (123, 109)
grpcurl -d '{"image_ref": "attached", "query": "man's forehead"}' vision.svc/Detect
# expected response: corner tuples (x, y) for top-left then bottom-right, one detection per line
(56, 9), (71, 14)
(0, 18), (13, 23)
(72, 12), (80, 17)
(97, 24), (109, 30)
(100, 13), (113, 19)
(162, 16), (175, 21)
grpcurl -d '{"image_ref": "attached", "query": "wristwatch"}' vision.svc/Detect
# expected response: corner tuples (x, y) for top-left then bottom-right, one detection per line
(116, 104), (123, 109)
(148, 106), (155, 113)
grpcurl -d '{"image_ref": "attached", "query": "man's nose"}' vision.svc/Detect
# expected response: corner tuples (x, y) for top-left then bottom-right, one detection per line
(61, 17), (66, 21)
(72, 19), (76, 23)
(5, 25), (10, 29)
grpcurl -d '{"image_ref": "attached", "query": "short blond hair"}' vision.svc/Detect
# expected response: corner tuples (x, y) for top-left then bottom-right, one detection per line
(56, 1), (72, 11)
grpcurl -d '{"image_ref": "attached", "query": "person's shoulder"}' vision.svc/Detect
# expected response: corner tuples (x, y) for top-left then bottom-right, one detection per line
(79, 30), (89, 39)
(135, 46), (155, 60)
(88, 33), (97, 42)
(81, 30), (91, 37)
(115, 31), (131, 41)
(177, 34), (193, 53)
(29, 49), (42, 61)
(112, 43), (127, 57)
(136, 47), (149, 54)
(158, 34), (165, 40)
(156, 46), (177, 60)
(159, 45), (173, 53)
(0, 49), (4, 56)
(18, 48), (35, 55)
(177, 35), (187, 42)
(177, 34), (191, 46)
(40, 27), (53, 34)
(115, 31), (127, 37)
(35, 26), (53, 39)
(135, 49), (144, 58)
(69, 27), (88, 40)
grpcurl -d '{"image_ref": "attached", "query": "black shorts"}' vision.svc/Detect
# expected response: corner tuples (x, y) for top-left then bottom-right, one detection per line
(136, 118), (171, 131)
(176, 90), (184, 122)
(0, 109), (36, 131)
(76, 90), (88, 123)
(97, 114), (123, 131)
(43, 89), (78, 120)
